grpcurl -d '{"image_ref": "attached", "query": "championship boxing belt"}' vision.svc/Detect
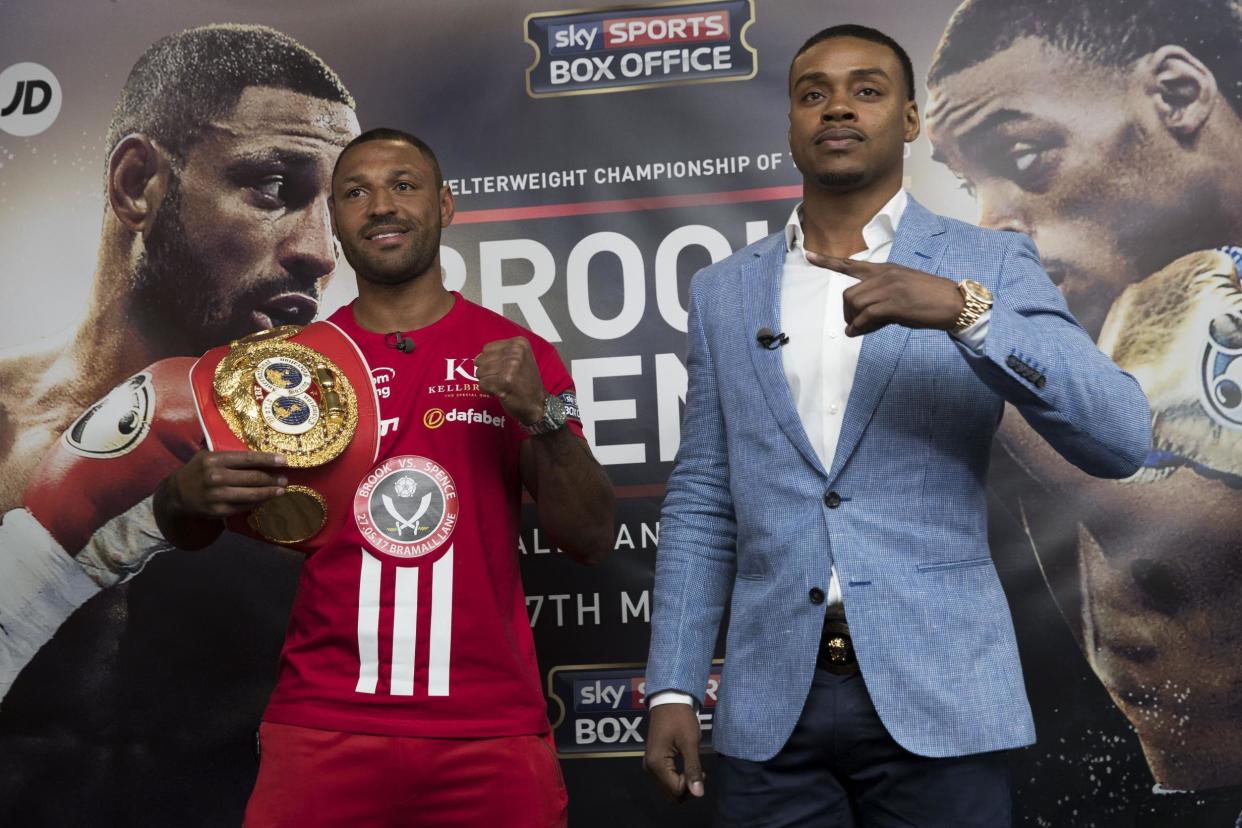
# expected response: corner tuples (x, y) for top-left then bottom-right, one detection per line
(1097, 247), (1242, 483)
(189, 322), (379, 551)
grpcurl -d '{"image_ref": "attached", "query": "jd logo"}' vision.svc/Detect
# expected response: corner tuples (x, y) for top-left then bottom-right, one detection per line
(1, 80), (51, 116)
(0, 63), (61, 137)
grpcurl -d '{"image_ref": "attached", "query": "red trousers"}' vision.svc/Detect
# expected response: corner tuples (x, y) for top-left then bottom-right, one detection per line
(243, 722), (568, 827)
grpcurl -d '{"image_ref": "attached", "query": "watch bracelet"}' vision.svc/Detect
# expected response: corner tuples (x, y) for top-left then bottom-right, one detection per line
(951, 285), (991, 334)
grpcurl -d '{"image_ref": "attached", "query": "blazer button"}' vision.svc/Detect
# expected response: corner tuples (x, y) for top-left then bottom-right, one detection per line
(823, 491), (842, 509)
(809, 587), (825, 605)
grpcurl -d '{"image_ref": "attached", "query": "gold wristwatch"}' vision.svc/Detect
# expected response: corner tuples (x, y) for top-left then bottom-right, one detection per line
(951, 279), (993, 334)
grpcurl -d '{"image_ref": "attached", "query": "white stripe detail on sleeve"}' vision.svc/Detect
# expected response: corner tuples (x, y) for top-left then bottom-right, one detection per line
(355, 548), (383, 694)
(389, 565), (419, 696)
(427, 545), (454, 696)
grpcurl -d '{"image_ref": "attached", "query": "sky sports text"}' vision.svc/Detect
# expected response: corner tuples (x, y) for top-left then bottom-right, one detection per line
(575, 675), (719, 712)
(549, 11), (728, 54)
(526, 1), (753, 96)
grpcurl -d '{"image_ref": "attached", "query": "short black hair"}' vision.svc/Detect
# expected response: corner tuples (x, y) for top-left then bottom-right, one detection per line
(790, 24), (916, 101)
(928, 0), (1242, 116)
(106, 24), (354, 171)
(332, 127), (444, 190)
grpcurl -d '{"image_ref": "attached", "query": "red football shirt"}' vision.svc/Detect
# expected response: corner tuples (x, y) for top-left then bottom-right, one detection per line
(262, 294), (581, 738)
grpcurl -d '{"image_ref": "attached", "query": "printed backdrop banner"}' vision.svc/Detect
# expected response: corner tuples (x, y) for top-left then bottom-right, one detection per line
(1, 0), (1239, 825)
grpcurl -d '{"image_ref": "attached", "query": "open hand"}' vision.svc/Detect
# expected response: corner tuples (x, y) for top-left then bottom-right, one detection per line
(161, 450), (288, 519)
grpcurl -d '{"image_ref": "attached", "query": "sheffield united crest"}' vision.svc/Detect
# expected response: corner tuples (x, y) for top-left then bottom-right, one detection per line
(354, 455), (459, 562)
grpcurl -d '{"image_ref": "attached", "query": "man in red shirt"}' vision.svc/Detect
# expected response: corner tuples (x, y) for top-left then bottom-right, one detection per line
(154, 128), (616, 826)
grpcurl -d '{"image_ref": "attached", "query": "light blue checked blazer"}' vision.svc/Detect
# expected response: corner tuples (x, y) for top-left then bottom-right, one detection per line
(646, 197), (1152, 761)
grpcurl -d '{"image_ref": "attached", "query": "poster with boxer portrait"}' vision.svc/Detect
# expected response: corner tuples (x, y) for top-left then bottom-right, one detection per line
(1, 0), (1239, 825)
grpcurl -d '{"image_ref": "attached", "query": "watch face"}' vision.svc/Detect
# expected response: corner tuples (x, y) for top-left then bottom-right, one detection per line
(963, 279), (993, 303)
(546, 393), (567, 425)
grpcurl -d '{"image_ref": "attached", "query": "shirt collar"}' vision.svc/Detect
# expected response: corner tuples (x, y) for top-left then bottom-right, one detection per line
(784, 188), (909, 255)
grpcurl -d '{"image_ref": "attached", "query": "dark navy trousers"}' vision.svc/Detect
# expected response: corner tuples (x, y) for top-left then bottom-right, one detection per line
(714, 668), (1011, 828)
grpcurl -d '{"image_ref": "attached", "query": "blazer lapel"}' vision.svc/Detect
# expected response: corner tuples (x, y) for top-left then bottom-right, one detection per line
(827, 198), (948, 483)
(743, 236), (828, 477)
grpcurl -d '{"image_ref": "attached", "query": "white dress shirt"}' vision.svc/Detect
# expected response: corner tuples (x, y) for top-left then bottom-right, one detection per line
(649, 190), (989, 709)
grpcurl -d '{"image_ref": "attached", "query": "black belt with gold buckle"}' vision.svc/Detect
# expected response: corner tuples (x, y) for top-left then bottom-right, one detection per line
(817, 618), (858, 676)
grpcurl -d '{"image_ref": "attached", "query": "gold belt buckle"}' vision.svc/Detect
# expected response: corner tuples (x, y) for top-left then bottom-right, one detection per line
(213, 326), (359, 543)
(825, 635), (850, 663)
(819, 619), (856, 674)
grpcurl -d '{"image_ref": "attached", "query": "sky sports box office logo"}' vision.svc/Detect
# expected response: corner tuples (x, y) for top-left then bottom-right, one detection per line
(525, 0), (756, 97)
(547, 663), (723, 757)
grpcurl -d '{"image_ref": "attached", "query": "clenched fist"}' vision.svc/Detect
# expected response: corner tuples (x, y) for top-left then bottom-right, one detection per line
(644, 703), (706, 802)
(474, 337), (546, 425)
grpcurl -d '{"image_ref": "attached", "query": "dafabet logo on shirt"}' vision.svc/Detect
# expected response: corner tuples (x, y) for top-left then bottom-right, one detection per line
(423, 407), (507, 430)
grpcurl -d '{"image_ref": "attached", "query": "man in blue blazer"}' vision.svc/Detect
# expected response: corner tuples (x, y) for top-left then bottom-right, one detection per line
(643, 24), (1152, 827)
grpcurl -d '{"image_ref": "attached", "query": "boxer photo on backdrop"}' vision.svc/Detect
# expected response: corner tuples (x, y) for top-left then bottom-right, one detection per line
(642, 23), (1152, 828)
(927, 1), (1242, 823)
(0, 23), (361, 827)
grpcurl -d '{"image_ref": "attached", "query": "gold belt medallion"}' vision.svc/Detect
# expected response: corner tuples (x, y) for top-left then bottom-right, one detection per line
(212, 326), (360, 542)
(246, 485), (328, 544)
(213, 327), (359, 468)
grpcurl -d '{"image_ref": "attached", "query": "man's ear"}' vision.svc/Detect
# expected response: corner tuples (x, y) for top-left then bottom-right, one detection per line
(1142, 45), (1217, 143)
(904, 99), (921, 143)
(439, 183), (455, 229)
(107, 134), (171, 233)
